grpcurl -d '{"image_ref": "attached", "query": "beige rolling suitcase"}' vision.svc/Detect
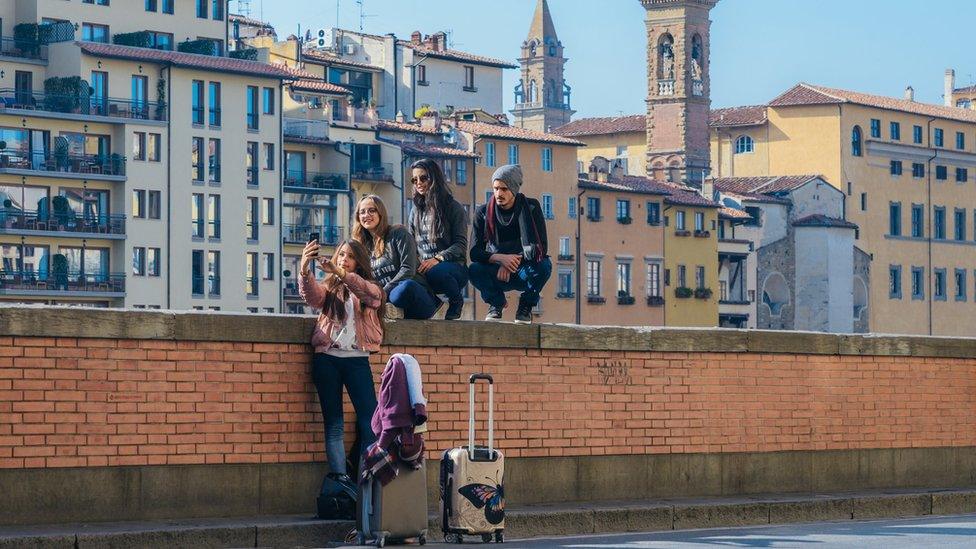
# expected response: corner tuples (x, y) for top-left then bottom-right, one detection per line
(357, 460), (428, 547)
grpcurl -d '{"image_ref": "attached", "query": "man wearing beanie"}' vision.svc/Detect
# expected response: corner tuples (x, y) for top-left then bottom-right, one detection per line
(468, 164), (551, 323)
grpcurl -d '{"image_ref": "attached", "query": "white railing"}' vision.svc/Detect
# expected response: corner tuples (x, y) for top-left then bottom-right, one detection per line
(283, 117), (330, 140)
(692, 79), (704, 97)
(658, 80), (675, 96)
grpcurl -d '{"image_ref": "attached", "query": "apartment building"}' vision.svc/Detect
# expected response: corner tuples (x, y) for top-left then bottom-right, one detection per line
(0, 1), (288, 312)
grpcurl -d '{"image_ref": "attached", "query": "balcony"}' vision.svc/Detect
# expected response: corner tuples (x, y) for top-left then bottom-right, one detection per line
(692, 79), (704, 97)
(351, 163), (394, 182)
(283, 224), (343, 245)
(283, 170), (349, 193)
(0, 37), (48, 61)
(0, 210), (125, 239)
(0, 270), (125, 297)
(0, 149), (126, 180)
(658, 80), (675, 96)
(0, 89), (166, 122)
(284, 118), (329, 141)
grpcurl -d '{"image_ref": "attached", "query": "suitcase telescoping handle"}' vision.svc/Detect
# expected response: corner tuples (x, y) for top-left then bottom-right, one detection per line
(468, 374), (494, 461)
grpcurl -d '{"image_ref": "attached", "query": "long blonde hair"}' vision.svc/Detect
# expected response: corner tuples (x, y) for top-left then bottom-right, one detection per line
(351, 194), (391, 259)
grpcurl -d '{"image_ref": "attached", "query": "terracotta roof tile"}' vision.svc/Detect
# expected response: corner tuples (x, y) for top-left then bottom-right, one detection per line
(396, 141), (480, 159)
(377, 120), (442, 135)
(455, 120), (584, 146)
(77, 42), (295, 79)
(290, 79), (351, 95)
(400, 42), (517, 69)
(792, 214), (858, 229)
(577, 176), (670, 197)
(719, 207), (753, 220)
(712, 175), (822, 195)
(770, 83), (976, 124)
(552, 115), (645, 137)
(229, 13), (275, 30)
(580, 174), (718, 207)
(301, 49), (384, 71)
(709, 105), (767, 127)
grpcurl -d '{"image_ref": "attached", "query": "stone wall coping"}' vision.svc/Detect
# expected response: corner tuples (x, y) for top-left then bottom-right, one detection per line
(3, 305), (976, 358)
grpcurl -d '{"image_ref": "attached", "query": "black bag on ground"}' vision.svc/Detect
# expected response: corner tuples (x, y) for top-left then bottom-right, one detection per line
(317, 472), (357, 520)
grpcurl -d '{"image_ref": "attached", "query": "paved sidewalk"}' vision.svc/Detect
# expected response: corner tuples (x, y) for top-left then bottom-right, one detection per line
(1, 487), (973, 548)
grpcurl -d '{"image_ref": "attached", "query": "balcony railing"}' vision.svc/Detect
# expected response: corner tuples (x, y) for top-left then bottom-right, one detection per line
(283, 224), (343, 245)
(0, 270), (125, 294)
(283, 279), (300, 298)
(352, 162), (394, 182)
(692, 79), (704, 97)
(658, 80), (675, 96)
(0, 37), (48, 61)
(191, 275), (221, 297)
(0, 210), (125, 236)
(0, 149), (126, 177)
(283, 170), (348, 192)
(0, 89), (166, 121)
(284, 118), (329, 140)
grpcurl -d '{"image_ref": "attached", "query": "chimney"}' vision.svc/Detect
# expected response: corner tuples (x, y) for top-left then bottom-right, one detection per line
(701, 179), (714, 202)
(431, 31), (447, 52)
(419, 110), (441, 130)
(395, 110), (406, 123)
(610, 162), (625, 181)
(411, 31), (422, 45)
(904, 86), (915, 102)
(945, 69), (956, 107)
(587, 162), (599, 180)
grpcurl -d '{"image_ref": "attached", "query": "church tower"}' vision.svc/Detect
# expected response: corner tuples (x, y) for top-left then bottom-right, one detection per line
(640, 0), (718, 185)
(511, 0), (575, 133)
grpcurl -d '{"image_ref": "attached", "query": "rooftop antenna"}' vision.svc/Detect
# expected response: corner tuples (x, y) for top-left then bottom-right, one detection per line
(237, 0), (251, 16)
(336, 0), (340, 29)
(356, 0), (377, 33)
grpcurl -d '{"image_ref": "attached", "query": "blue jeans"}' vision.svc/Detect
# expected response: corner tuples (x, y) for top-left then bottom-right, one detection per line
(388, 279), (441, 319)
(423, 261), (469, 304)
(468, 258), (552, 308)
(311, 353), (377, 475)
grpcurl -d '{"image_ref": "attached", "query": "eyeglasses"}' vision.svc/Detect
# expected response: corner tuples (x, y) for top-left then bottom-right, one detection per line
(358, 207), (379, 216)
(411, 174), (430, 186)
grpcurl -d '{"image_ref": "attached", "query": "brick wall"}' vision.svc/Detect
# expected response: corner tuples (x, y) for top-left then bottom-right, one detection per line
(1, 309), (975, 470)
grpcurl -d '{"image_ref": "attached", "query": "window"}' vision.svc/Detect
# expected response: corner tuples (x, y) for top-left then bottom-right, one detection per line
(457, 160), (467, 185)
(207, 251), (220, 295)
(889, 265), (902, 299)
(262, 198), (274, 225)
(677, 265), (687, 288)
(148, 191), (161, 219)
(416, 64), (428, 85)
(541, 193), (554, 219)
(934, 207), (946, 239)
(955, 208), (966, 241)
(442, 159), (453, 182)
(192, 250), (204, 296)
(889, 121), (900, 141)
(211, 0), (224, 20)
(208, 138), (221, 182)
(541, 147), (553, 172)
(263, 253), (274, 280)
(890, 160), (902, 176)
(851, 126), (862, 157)
(147, 248), (160, 276)
(616, 199), (630, 222)
(208, 195), (220, 238)
(568, 196), (577, 219)
(695, 265), (705, 289)
(133, 247), (146, 276)
(586, 197), (601, 220)
(162, 0), (173, 13)
(192, 193), (204, 237)
(934, 268), (947, 301)
(557, 270), (573, 297)
(957, 168), (968, 183)
(676, 210), (686, 230)
(647, 202), (661, 225)
(196, 0), (207, 18)
(912, 163), (924, 178)
(911, 204), (923, 238)
(911, 267), (924, 300)
(617, 262), (631, 297)
(132, 189), (146, 218)
(148, 133), (160, 162)
(485, 142), (495, 167)
(208, 82), (221, 126)
(464, 66), (475, 90)
(870, 119), (881, 138)
(646, 263), (661, 297)
(734, 135), (754, 154)
(246, 252), (259, 296)
(262, 87), (275, 115)
(936, 165), (948, 180)
(246, 142), (258, 185)
(263, 143), (274, 170)
(192, 137), (204, 181)
(247, 197), (258, 240)
(246, 86), (259, 130)
(133, 132), (146, 161)
(507, 144), (519, 164)
(860, 193), (867, 211)
(191, 80), (204, 124)
(913, 125), (923, 144)
(694, 211), (705, 232)
(888, 202), (901, 236)
(81, 23), (109, 43)
(586, 259), (601, 296)
(957, 131), (966, 150)
(558, 236), (571, 257)
(146, 0), (157, 11)
(935, 128), (944, 147)
(955, 269), (967, 301)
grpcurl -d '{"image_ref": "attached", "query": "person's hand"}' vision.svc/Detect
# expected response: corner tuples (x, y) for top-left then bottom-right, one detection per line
(319, 258), (338, 275)
(418, 257), (440, 274)
(491, 253), (521, 273)
(300, 241), (320, 275)
(496, 267), (511, 282)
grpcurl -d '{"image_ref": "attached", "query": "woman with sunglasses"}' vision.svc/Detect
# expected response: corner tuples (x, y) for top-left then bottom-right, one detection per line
(352, 194), (442, 320)
(408, 158), (469, 320)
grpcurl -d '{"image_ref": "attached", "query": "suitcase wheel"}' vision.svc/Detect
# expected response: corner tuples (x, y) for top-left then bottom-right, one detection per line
(495, 531), (504, 543)
(482, 534), (492, 543)
(419, 533), (427, 545)
(444, 532), (464, 544)
(375, 534), (385, 548)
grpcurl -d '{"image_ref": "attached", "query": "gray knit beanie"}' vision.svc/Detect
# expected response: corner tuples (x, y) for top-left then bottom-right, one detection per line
(492, 164), (523, 195)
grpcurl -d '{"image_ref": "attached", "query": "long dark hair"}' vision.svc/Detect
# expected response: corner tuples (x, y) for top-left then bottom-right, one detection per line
(410, 158), (453, 240)
(320, 239), (383, 323)
(351, 195), (390, 259)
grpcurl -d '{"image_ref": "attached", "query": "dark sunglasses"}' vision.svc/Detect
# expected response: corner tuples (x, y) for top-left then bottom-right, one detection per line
(411, 174), (430, 185)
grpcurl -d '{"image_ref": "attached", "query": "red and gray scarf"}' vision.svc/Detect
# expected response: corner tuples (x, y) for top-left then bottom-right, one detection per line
(485, 194), (545, 263)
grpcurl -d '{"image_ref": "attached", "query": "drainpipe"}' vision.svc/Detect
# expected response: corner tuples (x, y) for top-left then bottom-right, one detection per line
(162, 64), (172, 309)
(277, 79), (284, 313)
(409, 52), (430, 119)
(575, 189), (585, 325)
(333, 142), (353, 233)
(662, 203), (671, 326)
(391, 34), (398, 119)
(471, 136), (482, 321)
(924, 116), (937, 336)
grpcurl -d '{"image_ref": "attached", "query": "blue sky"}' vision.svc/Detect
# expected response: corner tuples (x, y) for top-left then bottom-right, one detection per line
(253, 0), (976, 118)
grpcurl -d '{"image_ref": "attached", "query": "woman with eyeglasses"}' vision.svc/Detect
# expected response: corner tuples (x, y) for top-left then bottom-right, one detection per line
(408, 158), (469, 320)
(352, 194), (442, 320)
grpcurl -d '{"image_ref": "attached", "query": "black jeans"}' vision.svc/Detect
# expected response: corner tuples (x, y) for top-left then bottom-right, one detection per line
(311, 353), (378, 475)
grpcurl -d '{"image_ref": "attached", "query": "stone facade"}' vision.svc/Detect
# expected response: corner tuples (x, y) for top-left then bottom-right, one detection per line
(512, 0), (576, 132)
(853, 247), (871, 333)
(757, 232), (795, 330)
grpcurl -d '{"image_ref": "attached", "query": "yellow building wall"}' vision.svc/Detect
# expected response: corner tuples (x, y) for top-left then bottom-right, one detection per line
(710, 125), (770, 178)
(573, 132), (646, 175)
(663, 206), (718, 327)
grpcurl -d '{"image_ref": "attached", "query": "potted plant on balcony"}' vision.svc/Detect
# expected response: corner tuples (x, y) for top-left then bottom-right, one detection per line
(617, 216), (632, 225)
(674, 287), (693, 299)
(52, 253), (69, 290)
(694, 287), (713, 299)
(617, 290), (635, 305)
(53, 136), (69, 171)
(694, 230), (711, 238)
(108, 153), (124, 175)
(647, 295), (665, 306)
(51, 195), (76, 230)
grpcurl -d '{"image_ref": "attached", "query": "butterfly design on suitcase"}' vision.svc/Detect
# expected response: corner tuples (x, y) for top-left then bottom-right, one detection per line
(457, 472), (505, 525)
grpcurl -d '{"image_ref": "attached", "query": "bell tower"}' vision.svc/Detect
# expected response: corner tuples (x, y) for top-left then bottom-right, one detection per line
(511, 0), (576, 132)
(641, 0), (718, 185)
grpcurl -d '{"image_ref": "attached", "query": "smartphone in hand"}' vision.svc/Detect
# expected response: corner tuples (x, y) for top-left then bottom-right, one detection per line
(308, 232), (320, 257)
